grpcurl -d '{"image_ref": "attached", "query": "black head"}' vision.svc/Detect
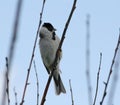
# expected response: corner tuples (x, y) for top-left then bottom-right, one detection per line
(42, 23), (56, 32)
(42, 23), (56, 40)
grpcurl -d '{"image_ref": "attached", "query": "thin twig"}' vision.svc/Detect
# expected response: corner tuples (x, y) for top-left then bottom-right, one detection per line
(2, 0), (23, 104)
(13, 87), (18, 105)
(107, 29), (120, 105)
(93, 53), (102, 105)
(6, 57), (10, 105)
(100, 31), (120, 105)
(69, 79), (74, 105)
(33, 60), (39, 105)
(20, 0), (46, 105)
(86, 14), (92, 105)
(40, 0), (77, 105)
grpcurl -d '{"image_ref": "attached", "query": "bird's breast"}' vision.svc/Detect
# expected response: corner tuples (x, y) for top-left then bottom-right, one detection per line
(40, 38), (57, 67)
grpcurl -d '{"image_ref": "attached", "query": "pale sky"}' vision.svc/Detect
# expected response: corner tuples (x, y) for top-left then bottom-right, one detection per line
(0, 0), (120, 105)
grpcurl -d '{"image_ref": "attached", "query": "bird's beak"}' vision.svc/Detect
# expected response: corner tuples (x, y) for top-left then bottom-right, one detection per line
(54, 28), (57, 31)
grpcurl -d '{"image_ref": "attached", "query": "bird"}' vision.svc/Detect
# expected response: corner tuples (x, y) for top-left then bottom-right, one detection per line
(39, 22), (66, 95)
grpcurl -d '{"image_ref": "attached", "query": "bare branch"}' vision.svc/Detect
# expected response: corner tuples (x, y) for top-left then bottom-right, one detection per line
(86, 14), (92, 105)
(8, 0), (23, 68)
(2, 0), (23, 104)
(13, 87), (18, 105)
(20, 0), (46, 105)
(100, 30), (120, 105)
(93, 53), (102, 105)
(33, 60), (39, 105)
(6, 57), (10, 105)
(69, 79), (74, 105)
(107, 29), (120, 105)
(40, 0), (77, 105)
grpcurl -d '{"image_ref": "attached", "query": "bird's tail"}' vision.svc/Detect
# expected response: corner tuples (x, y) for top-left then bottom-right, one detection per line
(53, 70), (66, 95)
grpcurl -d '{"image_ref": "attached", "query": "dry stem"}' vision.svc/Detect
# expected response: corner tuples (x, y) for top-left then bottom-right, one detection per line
(13, 87), (18, 105)
(20, 0), (46, 105)
(100, 31), (120, 105)
(69, 79), (74, 105)
(6, 57), (10, 105)
(33, 60), (40, 105)
(2, 0), (23, 104)
(86, 14), (92, 105)
(107, 30), (120, 105)
(93, 53), (102, 105)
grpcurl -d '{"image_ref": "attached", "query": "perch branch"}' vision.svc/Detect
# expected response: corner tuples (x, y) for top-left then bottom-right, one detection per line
(20, 0), (46, 105)
(93, 53), (102, 105)
(40, 0), (77, 105)
(100, 31), (120, 105)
